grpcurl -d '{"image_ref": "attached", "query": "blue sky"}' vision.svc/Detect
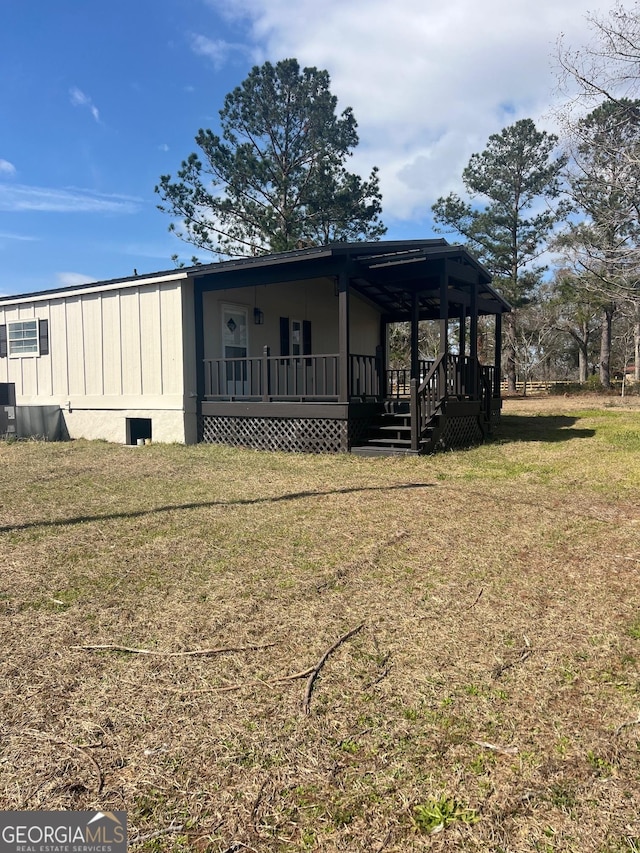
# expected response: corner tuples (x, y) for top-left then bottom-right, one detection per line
(1, 0), (599, 295)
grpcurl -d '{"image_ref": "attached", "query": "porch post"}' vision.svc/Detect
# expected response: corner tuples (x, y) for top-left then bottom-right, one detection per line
(378, 315), (388, 399)
(458, 308), (466, 357)
(469, 279), (479, 397)
(194, 279), (205, 406)
(411, 289), (420, 381)
(338, 270), (350, 402)
(494, 312), (503, 397)
(438, 270), (449, 395)
(262, 345), (270, 401)
(439, 271), (448, 356)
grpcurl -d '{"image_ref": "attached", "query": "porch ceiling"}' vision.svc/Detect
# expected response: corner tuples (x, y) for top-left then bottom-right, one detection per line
(348, 246), (508, 320)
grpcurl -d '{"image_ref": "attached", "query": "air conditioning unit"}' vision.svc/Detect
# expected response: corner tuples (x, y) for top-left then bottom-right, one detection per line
(0, 382), (16, 438)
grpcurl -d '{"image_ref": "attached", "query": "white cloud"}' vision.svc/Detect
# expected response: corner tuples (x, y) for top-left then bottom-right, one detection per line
(201, 0), (597, 221)
(189, 33), (252, 69)
(0, 159), (16, 176)
(0, 230), (37, 242)
(0, 183), (141, 214)
(56, 272), (97, 287)
(69, 86), (100, 123)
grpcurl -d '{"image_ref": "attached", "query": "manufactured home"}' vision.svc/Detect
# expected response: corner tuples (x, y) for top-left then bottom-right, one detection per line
(0, 240), (510, 454)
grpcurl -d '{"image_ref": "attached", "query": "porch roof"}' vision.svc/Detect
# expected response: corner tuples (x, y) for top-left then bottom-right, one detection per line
(189, 240), (511, 320)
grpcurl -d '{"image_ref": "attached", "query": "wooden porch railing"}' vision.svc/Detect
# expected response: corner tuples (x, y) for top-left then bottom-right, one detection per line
(203, 350), (380, 401)
(203, 352), (499, 436)
(408, 355), (498, 451)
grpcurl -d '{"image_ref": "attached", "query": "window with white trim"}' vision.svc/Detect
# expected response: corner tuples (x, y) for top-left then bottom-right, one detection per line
(8, 320), (39, 356)
(0, 318), (49, 358)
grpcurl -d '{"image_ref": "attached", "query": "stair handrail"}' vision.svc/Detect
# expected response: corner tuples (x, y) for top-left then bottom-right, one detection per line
(410, 353), (446, 451)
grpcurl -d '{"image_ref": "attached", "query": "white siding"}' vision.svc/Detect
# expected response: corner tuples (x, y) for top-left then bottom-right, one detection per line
(82, 294), (103, 395)
(120, 289), (142, 396)
(66, 297), (86, 395)
(101, 291), (123, 396)
(0, 279), (190, 443)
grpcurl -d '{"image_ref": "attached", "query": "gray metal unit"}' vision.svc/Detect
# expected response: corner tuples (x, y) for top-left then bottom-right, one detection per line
(0, 382), (17, 438)
(16, 406), (65, 441)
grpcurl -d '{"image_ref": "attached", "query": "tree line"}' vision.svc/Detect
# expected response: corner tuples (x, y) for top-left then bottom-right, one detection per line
(156, 5), (640, 392)
(433, 3), (640, 392)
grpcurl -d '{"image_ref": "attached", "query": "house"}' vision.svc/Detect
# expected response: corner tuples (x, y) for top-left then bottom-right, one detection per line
(0, 239), (510, 454)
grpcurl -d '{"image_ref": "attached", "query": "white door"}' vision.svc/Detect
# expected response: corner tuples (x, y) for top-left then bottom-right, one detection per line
(222, 304), (248, 395)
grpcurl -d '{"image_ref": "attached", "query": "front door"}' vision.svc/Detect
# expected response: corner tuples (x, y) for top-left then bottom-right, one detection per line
(222, 304), (248, 395)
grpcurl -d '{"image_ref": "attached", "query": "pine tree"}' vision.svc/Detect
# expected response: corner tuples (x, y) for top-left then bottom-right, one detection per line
(156, 59), (385, 260)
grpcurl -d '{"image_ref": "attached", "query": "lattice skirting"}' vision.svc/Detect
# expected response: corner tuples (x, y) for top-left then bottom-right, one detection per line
(200, 414), (350, 453)
(438, 415), (484, 450)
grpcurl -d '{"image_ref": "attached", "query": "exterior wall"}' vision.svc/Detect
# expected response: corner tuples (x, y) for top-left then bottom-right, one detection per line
(202, 277), (381, 359)
(63, 407), (190, 444)
(0, 277), (193, 443)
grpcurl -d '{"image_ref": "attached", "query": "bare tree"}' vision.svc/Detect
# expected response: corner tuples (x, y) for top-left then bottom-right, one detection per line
(557, 6), (640, 384)
(558, 2), (640, 109)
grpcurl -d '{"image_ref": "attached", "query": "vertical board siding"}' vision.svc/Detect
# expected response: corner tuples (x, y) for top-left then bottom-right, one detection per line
(81, 294), (104, 395)
(49, 299), (69, 396)
(139, 286), (162, 395)
(161, 282), (184, 395)
(65, 297), (86, 395)
(1, 279), (186, 404)
(120, 289), (142, 396)
(101, 291), (123, 395)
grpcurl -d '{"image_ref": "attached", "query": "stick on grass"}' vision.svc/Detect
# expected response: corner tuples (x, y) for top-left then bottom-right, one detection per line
(302, 622), (365, 715)
(71, 642), (275, 657)
(22, 730), (104, 793)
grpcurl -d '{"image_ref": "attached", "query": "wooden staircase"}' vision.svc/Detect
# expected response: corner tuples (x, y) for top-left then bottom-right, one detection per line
(351, 401), (441, 456)
(350, 355), (496, 457)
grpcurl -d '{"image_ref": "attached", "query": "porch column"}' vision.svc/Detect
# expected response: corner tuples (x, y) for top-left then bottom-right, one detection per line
(494, 312), (503, 397)
(194, 279), (205, 407)
(378, 314), (388, 399)
(411, 289), (420, 381)
(469, 279), (479, 396)
(458, 308), (466, 357)
(338, 270), (350, 402)
(439, 272), (448, 356)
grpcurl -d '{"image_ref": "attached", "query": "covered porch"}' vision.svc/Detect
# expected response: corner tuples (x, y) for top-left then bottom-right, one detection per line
(192, 240), (510, 454)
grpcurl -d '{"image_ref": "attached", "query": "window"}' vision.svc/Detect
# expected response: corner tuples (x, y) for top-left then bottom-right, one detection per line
(0, 319), (48, 358)
(9, 320), (39, 355)
(280, 317), (311, 358)
(291, 319), (302, 356)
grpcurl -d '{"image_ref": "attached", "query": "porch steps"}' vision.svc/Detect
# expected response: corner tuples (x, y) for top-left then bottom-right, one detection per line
(351, 408), (440, 456)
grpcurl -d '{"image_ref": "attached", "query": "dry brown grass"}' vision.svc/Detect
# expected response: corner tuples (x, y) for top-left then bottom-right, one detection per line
(1, 396), (640, 852)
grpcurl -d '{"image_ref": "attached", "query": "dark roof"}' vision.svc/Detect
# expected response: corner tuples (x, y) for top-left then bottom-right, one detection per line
(189, 239), (510, 318)
(1, 239), (511, 316)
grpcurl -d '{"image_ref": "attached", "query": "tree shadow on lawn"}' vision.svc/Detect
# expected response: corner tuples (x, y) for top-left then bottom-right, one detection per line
(1, 482), (434, 534)
(496, 414), (596, 443)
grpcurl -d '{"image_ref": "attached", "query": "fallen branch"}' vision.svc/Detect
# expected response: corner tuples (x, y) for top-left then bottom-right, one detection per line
(22, 730), (104, 793)
(465, 588), (483, 610)
(302, 623), (365, 715)
(272, 666), (316, 682)
(472, 739), (518, 756)
(615, 714), (640, 736)
(71, 642), (275, 657)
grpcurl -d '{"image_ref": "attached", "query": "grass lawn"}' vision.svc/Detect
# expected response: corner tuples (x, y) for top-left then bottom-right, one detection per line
(1, 395), (639, 851)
